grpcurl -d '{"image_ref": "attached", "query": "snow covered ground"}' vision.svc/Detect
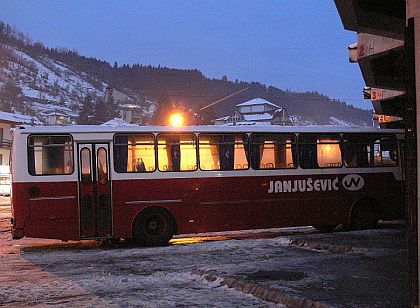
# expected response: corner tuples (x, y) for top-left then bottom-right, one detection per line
(0, 202), (409, 307)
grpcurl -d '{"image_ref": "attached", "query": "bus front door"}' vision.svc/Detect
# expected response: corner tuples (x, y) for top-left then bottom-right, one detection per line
(78, 143), (112, 238)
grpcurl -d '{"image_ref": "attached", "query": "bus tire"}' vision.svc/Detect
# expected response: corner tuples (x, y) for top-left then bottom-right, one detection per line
(313, 225), (338, 233)
(351, 199), (380, 230)
(132, 207), (176, 246)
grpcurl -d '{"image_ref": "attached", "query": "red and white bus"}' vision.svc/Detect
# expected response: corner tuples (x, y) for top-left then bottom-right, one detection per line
(10, 125), (404, 246)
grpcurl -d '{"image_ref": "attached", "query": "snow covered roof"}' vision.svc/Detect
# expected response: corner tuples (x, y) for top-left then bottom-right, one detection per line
(100, 118), (138, 127)
(43, 111), (72, 117)
(243, 113), (274, 121)
(236, 98), (281, 109)
(214, 116), (230, 121)
(223, 121), (273, 126)
(0, 111), (42, 125)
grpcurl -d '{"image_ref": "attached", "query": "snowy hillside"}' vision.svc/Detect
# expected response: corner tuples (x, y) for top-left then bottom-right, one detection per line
(0, 43), (108, 119)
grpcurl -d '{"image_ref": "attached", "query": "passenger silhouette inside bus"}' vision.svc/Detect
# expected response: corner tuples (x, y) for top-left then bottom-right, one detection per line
(135, 158), (146, 172)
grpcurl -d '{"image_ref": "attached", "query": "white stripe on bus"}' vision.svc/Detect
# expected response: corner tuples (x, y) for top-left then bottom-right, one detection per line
(29, 196), (77, 201)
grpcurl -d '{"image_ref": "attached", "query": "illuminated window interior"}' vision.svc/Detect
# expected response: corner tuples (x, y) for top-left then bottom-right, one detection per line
(199, 136), (219, 170)
(157, 134), (197, 172)
(127, 135), (155, 172)
(199, 134), (248, 171)
(234, 136), (248, 169)
(251, 134), (296, 169)
(114, 134), (155, 173)
(317, 138), (342, 168)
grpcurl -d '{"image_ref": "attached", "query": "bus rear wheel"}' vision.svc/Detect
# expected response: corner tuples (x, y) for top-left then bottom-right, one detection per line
(132, 207), (176, 246)
(351, 200), (380, 230)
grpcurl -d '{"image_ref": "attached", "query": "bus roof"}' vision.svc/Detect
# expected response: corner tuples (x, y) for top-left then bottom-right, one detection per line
(14, 125), (405, 135)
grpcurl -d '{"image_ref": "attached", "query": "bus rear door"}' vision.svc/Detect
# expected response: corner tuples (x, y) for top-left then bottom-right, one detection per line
(78, 143), (112, 238)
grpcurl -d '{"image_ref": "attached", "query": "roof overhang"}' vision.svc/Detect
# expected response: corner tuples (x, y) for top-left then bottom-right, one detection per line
(334, 0), (406, 40)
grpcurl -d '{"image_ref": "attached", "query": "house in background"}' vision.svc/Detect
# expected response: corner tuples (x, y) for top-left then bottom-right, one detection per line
(0, 111), (41, 195)
(104, 87), (157, 125)
(32, 103), (76, 125)
(43, 109), (77, 125)
(215, 97), (293, 126)
(119, 103), (143, 124)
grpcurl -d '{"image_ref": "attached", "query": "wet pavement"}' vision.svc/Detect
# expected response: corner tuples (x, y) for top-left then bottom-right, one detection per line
(0, 199), (409, 307)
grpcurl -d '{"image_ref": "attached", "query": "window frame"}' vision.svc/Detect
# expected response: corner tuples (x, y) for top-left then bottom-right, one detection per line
(27, 134), (75, 176)
(341, 133), (399, 168)
(198, 133), (250, 171)
(298, 133), (343, 169)
(113, 133), (157, 173)
(156, 133), (198, 172)
(249, 133), (298, 170)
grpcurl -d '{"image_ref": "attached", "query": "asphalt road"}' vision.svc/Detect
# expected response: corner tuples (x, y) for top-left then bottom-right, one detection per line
(0, 202), (409, 307)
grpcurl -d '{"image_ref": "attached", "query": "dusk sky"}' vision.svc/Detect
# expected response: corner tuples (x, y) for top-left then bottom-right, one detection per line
(0, 0), (369, 109)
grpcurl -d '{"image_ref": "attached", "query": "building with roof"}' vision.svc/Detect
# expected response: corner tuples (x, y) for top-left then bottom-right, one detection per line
(214, 98), (292, 126)
(43, 110), (77, 125)
(31, 103), (77, 125)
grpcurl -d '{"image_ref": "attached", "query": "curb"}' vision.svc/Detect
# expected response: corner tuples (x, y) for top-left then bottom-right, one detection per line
(192, 270), (330, 308)
(289, 239), (369, 254)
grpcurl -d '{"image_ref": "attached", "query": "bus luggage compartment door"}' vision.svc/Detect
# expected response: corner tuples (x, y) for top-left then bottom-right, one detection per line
(78, 143), (112, 238)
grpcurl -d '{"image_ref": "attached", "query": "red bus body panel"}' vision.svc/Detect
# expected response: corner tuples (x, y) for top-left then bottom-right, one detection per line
(12, 182), (79, 240)
(12, 171), (402, 241)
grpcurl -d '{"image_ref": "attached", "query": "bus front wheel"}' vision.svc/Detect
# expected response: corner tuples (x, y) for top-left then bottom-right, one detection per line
(351, 200), (380, 230)
(132, 207), (176, 246)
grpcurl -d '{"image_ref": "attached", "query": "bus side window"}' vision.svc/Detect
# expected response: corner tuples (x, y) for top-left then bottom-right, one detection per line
(157, 134), (197, 172)
(28, 135), (74, 176)
(342, 134), (397, 168)
(199, 134), (248, 171)
(97, 147), (108, 185)
(375, 135), (398, 166)
(298, 134), (342, 169)
(80, 147), (92, 183)
(250, 133), (296, 169)
(298, 134), (318, 169)
(114, 133), (155, 173)
(199, 134), (220, 170)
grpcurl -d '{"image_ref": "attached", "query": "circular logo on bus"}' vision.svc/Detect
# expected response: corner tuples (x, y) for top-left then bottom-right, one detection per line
(342, 174), (365, 191)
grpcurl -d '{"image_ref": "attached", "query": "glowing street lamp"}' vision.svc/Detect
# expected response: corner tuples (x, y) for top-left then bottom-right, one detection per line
(169, 112), (184, 127)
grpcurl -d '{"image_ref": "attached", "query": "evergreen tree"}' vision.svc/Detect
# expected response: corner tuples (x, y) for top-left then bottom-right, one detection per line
(77, 94), (96, 124)
(93, 95), (120, 124)
(0, 79), (24, 112)
(150, 92), (171, 125)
